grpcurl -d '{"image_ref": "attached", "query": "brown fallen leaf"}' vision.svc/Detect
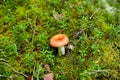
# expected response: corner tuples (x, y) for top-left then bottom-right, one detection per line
(44, 73), (54, 80)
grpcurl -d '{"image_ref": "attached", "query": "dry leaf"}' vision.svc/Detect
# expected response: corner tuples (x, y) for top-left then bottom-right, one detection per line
(44, 73), (54, 80)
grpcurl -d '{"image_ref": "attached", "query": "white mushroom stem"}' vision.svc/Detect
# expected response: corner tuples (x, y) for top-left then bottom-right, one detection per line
(58, 46), (65, 56)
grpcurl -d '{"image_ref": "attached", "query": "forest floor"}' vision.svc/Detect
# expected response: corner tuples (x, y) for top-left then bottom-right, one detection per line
(0, 0), (120, 80)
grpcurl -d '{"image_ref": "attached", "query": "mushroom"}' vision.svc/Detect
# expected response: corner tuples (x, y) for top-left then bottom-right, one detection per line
(50, 34), (69, 56)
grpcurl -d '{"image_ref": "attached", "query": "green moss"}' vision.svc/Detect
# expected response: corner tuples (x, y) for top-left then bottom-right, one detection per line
(0, 0), (120, 79)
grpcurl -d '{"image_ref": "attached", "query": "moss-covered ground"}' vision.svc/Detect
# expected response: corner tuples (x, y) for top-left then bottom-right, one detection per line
(0, 0), (120, 80)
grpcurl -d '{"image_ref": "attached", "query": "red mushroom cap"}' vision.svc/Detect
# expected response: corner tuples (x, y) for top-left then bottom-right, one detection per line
(50, 34), (69, 47)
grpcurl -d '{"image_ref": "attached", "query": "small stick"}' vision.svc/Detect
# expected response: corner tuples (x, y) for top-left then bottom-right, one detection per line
(90, 8), (100, 19)
(0, 58), (7, 62)
(0, 74), (6, 77)
(84, 69), (116, 75)
(28, 18), (36, 45)
(0, 62), (28, 78)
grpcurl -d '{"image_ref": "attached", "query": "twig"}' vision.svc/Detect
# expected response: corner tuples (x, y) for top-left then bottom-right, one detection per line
(32, 65), (36, 80)
(28, 0), (38, 46)
(0, 74), (6, 77)
(28, 18), (35, 45)
(0, 58), (7, 62)
(90, 8), (100, 19)
(37, 62), (43, 80)
(81, 28), (88, 41)
(84, 69), (115, 75)
(33, 62), (43, 80)
(28, 16), (37, 46)
(9, 75), (19, 80)
(0, 61), (28, 78)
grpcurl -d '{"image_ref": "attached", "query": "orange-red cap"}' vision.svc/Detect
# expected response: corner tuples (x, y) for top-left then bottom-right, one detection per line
(50, 34), (69, 47)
